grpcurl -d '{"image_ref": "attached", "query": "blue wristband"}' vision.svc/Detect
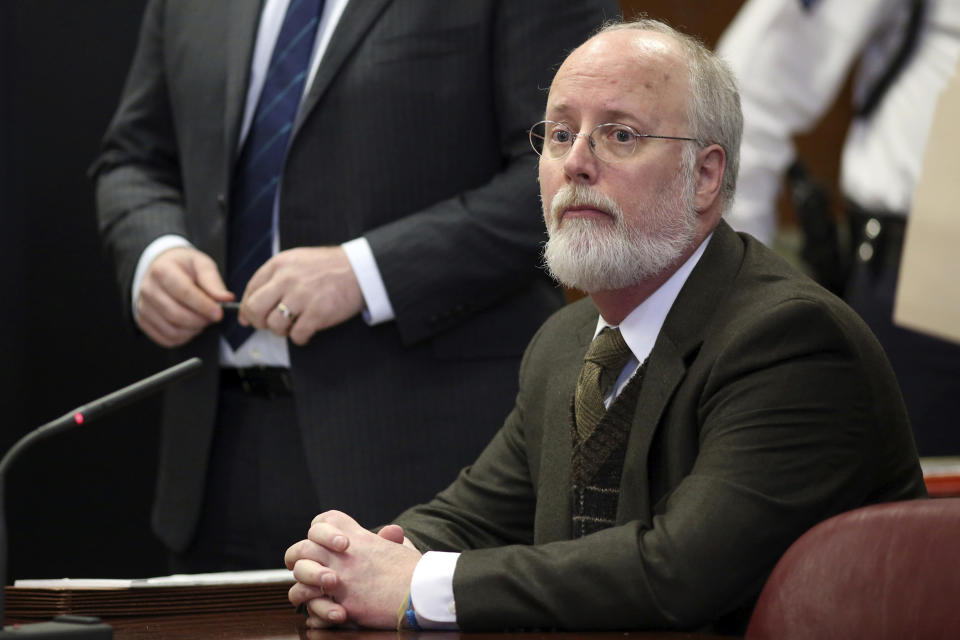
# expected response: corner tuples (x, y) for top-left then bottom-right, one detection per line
(405, 594), (422, 631)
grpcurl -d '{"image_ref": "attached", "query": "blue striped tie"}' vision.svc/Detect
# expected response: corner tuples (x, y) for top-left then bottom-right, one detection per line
(224, 0), (324, 349)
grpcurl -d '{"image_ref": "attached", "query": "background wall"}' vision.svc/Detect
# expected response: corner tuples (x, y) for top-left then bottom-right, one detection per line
(1, 0), (163, 581)
(0, 0), (851, 582)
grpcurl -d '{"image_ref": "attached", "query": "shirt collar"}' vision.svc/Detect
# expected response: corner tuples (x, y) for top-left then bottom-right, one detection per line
(594, 232), (713, 362)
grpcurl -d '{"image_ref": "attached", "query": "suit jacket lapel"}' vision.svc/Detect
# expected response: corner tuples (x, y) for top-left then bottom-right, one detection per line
(223, 0), (264, 169)
(534, 304), (597, 543)
(618, 221), (744, 523)
(617, 337), (686, 524)
(292, 0), (393, 136)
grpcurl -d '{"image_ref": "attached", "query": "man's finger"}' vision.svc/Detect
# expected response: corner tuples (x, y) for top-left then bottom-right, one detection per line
(288, 308), (322, 346)
(244, 254), (278, 299)
(137, 292), (205, 347)
(284, 539), (331, 570)
(141, 285), (211, 330)
(239, 277), (283, 329)
(292, 559), (340, 592)
(288, 580), (325, 606)
(160, 267), (222, 323)
(289, 584), (347, 628)
(378, 524), (405, 544)
(192, 253), (233, 309)
(307, 522), (350, 552)
(137, 310), (193, 348)
(305, 597), (347, 627)
(264, 300), (298, 336)
(147, 248), (224, 323)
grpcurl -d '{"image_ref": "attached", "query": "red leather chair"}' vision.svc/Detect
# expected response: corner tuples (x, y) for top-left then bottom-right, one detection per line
(746, 499), (960, 640)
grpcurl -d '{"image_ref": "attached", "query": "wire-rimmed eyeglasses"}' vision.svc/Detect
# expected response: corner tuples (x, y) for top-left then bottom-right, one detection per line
(528, 120), (698, 163)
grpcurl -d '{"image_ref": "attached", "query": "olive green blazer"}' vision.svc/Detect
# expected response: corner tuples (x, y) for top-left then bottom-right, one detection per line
(395, 221), (926, 633)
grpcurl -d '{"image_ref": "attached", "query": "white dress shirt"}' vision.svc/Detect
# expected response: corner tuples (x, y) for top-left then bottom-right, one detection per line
(409, 235), (713, 628)
(718, 0), (960, 243)
(131, 0), (396, 367)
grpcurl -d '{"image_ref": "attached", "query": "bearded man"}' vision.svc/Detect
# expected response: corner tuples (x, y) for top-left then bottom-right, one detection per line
(283, 18), (926, 634)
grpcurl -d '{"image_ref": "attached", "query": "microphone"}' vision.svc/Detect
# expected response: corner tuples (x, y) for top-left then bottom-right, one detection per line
(0, 358), (203, 637)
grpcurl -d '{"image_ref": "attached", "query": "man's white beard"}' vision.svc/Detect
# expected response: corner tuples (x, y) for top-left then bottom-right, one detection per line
(542, 164), (698, 292)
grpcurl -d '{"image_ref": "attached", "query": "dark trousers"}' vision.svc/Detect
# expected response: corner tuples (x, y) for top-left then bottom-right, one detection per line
(169, 377), (321, 572)
(846, 211), (960, 456)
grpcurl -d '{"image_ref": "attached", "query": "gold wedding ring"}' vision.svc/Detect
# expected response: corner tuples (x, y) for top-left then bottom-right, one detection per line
(276, 302), (295, 320)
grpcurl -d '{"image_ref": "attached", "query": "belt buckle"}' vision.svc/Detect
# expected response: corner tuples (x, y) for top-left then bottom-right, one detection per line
(234, 367), (292, 397)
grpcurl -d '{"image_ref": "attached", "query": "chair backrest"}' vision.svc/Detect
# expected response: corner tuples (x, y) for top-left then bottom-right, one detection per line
(746, 498), (960, 640)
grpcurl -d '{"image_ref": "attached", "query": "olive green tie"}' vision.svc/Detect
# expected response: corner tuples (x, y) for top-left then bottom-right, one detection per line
(574, 327), (634, 441)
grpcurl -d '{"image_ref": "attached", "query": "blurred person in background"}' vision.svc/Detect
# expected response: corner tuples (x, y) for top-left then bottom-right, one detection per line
(718, 0), (960, 455)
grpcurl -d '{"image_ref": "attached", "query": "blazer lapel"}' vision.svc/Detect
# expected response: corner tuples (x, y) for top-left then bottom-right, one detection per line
(617, 221), (745, 523)
(292, 0), (393, 136)
(618, 337), (687, 524)
(534, 305), (597, 544)
(223, 0), (264, 169)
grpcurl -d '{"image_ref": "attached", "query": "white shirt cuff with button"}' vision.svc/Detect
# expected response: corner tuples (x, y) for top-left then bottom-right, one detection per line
(341, 236), (395, 325)
(410, 551), (460, 629)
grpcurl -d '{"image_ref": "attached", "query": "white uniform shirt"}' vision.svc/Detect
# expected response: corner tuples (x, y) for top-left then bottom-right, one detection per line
(718, 0), (960, 243)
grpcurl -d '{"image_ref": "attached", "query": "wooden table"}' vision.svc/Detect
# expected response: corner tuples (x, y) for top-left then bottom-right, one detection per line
(71, 610), (731, 639)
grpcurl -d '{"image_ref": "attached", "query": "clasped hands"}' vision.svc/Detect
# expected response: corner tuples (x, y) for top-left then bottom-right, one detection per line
(136, 245), (364, 347)
(285, 510), (422, 630)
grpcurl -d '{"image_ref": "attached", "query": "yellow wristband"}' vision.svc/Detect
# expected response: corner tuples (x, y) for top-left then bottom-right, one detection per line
(396, 591), (422, 631)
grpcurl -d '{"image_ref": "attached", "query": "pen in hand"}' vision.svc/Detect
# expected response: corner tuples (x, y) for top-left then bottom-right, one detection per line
(220, 301), (241, 311)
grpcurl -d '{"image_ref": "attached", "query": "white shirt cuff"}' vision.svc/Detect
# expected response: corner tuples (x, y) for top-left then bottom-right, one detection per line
(410, 551), (460, 629)
(341, 237), (395, 325)
(132, 235), (193, 319)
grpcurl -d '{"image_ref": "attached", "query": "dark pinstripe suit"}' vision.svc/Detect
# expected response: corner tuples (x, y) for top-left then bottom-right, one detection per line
(92, 0), (619, 555)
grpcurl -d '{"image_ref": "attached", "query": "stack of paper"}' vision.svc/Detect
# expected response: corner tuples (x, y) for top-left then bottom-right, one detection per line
(5, 569), (295, 620)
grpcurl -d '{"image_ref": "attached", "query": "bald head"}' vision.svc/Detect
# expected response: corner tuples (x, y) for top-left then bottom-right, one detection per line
(550, 29), (691, 140)
(557, 20), (743, 215)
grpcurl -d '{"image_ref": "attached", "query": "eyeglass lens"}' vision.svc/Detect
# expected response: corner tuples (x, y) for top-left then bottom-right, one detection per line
(529, 121), (643, 161)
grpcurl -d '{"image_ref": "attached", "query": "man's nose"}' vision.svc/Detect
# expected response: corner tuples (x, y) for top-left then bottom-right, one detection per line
(562, 133), (598, 183)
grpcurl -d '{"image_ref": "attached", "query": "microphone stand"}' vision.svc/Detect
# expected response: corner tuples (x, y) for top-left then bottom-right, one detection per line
(0, 358), (202, 637)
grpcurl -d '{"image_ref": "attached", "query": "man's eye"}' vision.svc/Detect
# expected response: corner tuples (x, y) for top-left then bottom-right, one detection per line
(611, 128), (634, 143)
(551, 129), (571, 144)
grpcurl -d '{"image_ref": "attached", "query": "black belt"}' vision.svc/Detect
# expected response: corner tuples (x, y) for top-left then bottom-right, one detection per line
(847, 201), (906, 270)
(221, 367), (293, 397)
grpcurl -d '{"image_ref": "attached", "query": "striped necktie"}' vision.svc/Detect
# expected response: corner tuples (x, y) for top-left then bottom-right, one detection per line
(224, 0), (324, 349)
(574, 327), (634, 442)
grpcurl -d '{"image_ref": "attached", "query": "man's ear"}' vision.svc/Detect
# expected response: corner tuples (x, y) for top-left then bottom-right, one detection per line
(693, 144), (725, 214)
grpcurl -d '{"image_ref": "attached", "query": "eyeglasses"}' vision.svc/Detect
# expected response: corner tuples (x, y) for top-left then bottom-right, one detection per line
(528, 120), (698, 163)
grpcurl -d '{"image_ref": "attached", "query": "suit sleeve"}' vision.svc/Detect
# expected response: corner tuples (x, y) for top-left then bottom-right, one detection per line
(364, 0), (619, 345)
(90, 0), (188, 317)
(396, 297), (922, 631)
(392, 321), (547, 552)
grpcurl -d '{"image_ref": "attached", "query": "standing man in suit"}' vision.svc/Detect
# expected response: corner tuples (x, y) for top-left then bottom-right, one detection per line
(92, 0), (618, 572)
(284, 18), (926, 633)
